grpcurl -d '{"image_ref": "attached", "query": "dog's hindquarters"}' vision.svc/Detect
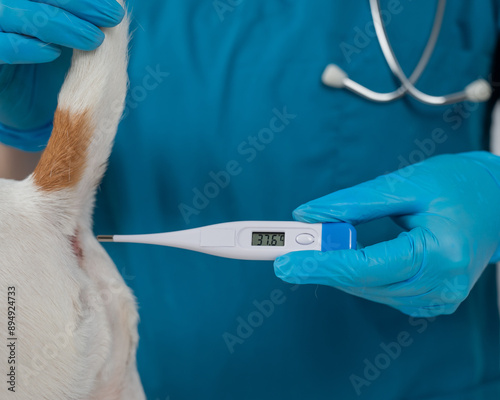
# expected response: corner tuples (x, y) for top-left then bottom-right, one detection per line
(25, 3), (146, 398)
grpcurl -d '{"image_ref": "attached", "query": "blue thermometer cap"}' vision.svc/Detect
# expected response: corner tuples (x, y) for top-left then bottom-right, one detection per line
(321, 223), (357, 251)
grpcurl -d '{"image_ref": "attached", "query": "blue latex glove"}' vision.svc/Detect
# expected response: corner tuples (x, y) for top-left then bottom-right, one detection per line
(0, 0), (124, 151)
(274, 152), (500, 317)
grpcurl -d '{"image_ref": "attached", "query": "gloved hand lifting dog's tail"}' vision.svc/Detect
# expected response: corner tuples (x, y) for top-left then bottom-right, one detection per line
(0, 1), (145, 398)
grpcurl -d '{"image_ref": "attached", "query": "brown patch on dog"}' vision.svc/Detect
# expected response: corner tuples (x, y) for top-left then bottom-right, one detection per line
(33, 109), (93, 191)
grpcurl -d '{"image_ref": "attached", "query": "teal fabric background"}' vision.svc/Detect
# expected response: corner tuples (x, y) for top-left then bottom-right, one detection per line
(94, 1), (500, 398)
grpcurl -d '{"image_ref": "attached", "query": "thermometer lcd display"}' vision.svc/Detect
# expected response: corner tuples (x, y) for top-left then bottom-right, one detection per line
(252, 232), (285, 247)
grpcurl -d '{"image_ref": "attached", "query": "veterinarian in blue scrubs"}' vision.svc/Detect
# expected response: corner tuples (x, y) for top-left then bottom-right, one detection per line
(1, 0), (500, 398)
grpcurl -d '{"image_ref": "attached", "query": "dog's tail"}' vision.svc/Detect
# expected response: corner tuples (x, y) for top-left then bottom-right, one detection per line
(32, 2), (129, 225)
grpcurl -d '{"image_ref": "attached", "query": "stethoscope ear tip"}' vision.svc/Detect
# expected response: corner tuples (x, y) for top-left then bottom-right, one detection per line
(465, 79), (492, 103)
(322, 64), (348, 88)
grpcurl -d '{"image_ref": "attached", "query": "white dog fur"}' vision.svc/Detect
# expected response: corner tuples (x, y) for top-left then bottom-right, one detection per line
(0, 2), (145, 399)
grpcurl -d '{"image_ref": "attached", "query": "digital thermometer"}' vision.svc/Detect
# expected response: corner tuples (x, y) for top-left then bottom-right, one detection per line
(97, 221), (356, 261)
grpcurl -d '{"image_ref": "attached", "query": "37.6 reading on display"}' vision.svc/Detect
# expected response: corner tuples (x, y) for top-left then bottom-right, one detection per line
(252, 232), (285, 247)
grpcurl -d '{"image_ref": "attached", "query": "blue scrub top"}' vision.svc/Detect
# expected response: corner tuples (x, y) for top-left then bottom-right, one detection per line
(94, 1), (500, 399)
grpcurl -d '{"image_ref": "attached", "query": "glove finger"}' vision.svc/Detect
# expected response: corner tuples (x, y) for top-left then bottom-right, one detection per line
(0, 33), (60, 64)
(328, 282), (458, 317)
(398, 303), (458, 318)
(29, 0), (125, 28)
(293, 173), (422, 225)
(0, 0), (104, 51)
(346, 286), (441, 307)
(274, 227), (430, 288)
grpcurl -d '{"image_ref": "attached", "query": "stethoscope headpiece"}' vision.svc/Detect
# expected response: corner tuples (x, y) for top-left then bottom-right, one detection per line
(464, 79), (492, 103)
(322, 64), (348, 89)
(322, 0), (493, 106)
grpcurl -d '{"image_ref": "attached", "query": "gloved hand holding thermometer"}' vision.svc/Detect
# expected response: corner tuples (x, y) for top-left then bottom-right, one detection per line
(274, 152), (500, 317)
(0, 0), (124, 151)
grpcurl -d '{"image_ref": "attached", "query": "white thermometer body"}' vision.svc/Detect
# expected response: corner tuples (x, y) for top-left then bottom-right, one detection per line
(98, 221), (356, 261)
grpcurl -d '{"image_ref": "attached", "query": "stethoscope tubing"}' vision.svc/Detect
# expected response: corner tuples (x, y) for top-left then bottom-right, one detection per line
(323, 0), (492, 105)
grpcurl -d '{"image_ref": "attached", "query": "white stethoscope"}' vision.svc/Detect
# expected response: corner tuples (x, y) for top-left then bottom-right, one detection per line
(322, 0), (492, 105)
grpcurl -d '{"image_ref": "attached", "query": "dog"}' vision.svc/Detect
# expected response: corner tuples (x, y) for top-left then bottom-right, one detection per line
(0, 1), (145, 398)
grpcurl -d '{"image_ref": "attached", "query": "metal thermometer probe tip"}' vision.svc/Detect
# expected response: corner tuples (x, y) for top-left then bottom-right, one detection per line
(97, 235), (114, 242)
